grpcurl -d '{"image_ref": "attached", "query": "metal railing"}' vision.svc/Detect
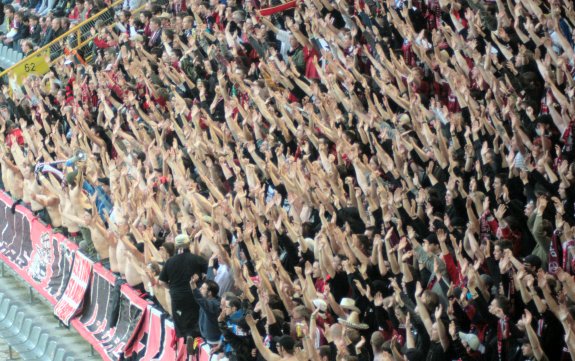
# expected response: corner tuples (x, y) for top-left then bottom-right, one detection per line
(0, 0), (122, 80)
(53, 2), (148, 66)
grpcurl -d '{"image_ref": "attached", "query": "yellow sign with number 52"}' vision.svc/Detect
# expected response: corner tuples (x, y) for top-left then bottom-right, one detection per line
(11, 49), (51, 85)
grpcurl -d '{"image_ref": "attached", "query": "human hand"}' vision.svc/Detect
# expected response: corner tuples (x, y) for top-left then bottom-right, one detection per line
(523, 309), (532, 325)
(190, 273), (199, 289)
(245, 312), (255, 325)
(537, 269), (547, 289)
(435, 304), (443, 320)
(537, 196), (548, 214)
(495, 204), (507, 220)
(436, 228), (447, 243)
(374, 292), (384, 307)
(415, 281), (423, 298)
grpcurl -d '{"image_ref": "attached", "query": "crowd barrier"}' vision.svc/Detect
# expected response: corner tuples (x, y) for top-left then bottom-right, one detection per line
(0, 190), (211, 361)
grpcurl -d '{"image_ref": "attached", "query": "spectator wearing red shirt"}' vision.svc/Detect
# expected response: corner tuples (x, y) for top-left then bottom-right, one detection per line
(4, 121), (24, 148)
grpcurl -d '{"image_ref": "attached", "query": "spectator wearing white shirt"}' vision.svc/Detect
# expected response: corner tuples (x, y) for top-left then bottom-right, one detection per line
(206, 250), (234, 296)
(122, 0), (144, 11)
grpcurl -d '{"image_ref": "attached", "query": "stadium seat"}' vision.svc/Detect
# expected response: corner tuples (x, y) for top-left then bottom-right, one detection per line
(5, 49), (14, 67)
(0, 45), (8, 68)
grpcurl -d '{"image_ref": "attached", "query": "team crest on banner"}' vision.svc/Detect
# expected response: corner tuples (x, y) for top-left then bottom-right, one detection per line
(28, 232), (53, 282)
(0, 191), (206, 361)
(0, 193), (77, 305)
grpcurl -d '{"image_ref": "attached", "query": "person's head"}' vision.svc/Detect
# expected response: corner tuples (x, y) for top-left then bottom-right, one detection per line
(147, 261), (161, 276)
(318, 345), (332, 361)
(21, 40), (33, 54)
(291, 305), (310, 323)
(341, 31), (353, 49)
(493, 173), (507, 193)
(312, 261), (321, 278)
(150, 17), (161, 31)
(343, 327), (360, 344)
(29, 14), (39, 26)
(120, 9), (131, 22)
(535, 115), (552, 136)
(289, 35), (299, 50)
(183, 15), (193, 29)
(14, 10), (24, 22)
(159, 242), (174, 259)
(82, 209), (93, 224)
(328, 323), (343, 343)
(523, 255), (542, 274)
(393, 304), (405, 323)
(224, 296), (241, 316)
(421, 290), (440, 312)
(51, 18), (61, 30)
(200, 280), (219, 298)
(530, 138), (543, 159)
(275, 335), (295, 356)
(520, 338), (533, 357)
(370, 331), (385, 354)
(4, 5), (14, 18)
(524, 200), (535, 217)
(332, 254), (344, 273)
(140, 10), (152, 24)
(60, 17), (70, 30)
(489, 295), (510, 319)
(174, 234), (190, 252)
(76, 0), (85, 10)
(493, 240), (512, 261)
(422, 236), (440, 254)
(536, 157), (548, 174)
(445, 189), (454, 206)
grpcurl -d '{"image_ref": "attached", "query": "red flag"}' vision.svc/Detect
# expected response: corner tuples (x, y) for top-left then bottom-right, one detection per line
(259, 0), (297, 16)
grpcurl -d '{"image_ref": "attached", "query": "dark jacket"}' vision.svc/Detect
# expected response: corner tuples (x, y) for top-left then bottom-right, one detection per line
(145, 29), (162, 51)
(11, 23), (29, 44)
(218, 310), (254, 361)
(28, 24), (42, 45)
(192, 288), (221, 342)
(40, 27), (64, 47)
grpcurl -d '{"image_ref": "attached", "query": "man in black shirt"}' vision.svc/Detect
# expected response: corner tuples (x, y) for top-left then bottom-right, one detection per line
(159, 233), (208, 340)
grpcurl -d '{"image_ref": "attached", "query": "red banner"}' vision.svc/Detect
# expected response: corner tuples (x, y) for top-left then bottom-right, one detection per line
(0, 192), (77, 305)
(71, 263), (148, 360)
(0, 190), (205, 361)
(259, 0), (297, 16)
(54, 251), (92, 325)
(123, 305), (189, 361)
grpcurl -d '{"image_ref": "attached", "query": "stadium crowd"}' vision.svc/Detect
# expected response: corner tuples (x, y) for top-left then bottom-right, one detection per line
(0, 0), (117, 54)
(1, 0), (575, 360)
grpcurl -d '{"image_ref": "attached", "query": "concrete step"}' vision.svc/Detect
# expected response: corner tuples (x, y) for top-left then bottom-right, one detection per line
(0, 262), (102, 361)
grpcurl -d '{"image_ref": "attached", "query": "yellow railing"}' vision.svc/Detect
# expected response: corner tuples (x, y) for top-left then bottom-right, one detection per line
(0, 0), (122, 80)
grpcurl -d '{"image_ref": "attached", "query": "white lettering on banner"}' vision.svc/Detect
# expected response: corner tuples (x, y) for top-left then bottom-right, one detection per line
(61, 294), (81, 307)
(0, 190), (211, 361)
(54, 252), (92, 325)
(70, 273), (89, 287)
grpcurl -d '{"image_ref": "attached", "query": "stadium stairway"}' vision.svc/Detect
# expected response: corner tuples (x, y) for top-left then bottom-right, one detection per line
(0, 261), (100, 361)
(0, 44), (24, 70)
